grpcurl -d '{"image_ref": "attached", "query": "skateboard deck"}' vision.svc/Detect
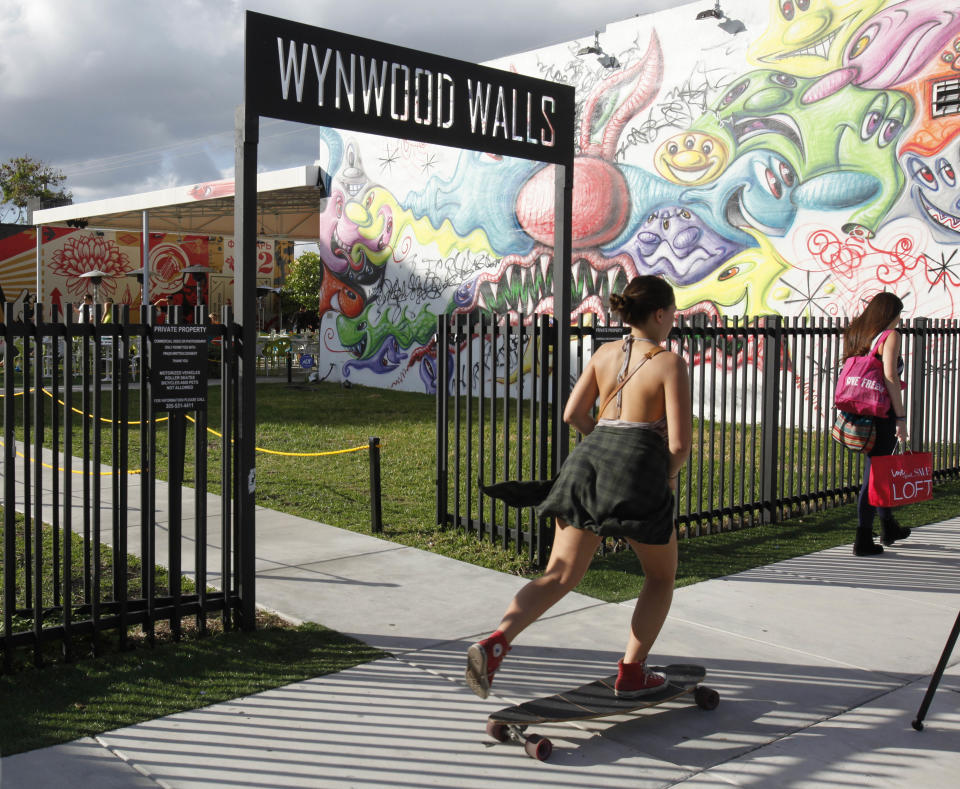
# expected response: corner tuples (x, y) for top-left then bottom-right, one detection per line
(486, 664), (717, 760)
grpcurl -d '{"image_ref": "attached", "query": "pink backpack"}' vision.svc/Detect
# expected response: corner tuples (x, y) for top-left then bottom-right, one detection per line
(834, 330), (892, 417)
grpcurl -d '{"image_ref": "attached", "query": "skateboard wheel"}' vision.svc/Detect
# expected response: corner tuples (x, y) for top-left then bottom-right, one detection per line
(695, 686), (720, 711)
(524, 734), (552, 761)
(486, 720), (508, 742)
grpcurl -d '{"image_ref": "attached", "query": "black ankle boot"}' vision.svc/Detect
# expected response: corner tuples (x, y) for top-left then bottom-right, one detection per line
(880, 517), (911, 546)
(854, 529), (884, 556)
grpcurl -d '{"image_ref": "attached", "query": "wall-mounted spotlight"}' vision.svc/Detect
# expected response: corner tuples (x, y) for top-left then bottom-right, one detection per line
(576, 31), (603, 56)
(696, 2), (722, 20)
(576, 30), (621, 69)
(696, 1), (746, 34)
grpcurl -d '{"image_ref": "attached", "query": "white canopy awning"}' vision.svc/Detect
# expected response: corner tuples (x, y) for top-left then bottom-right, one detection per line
(32, 165), (326, 241)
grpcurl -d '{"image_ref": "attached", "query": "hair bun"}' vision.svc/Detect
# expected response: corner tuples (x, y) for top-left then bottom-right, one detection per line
(608, 294), (625, 310)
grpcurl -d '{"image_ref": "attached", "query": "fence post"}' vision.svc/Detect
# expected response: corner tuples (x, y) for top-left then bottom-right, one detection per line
(909, 317), (927, 450)
(759, 315), (782, 524)
(435, 315), (449, 527)
(369, 436), (383, 534)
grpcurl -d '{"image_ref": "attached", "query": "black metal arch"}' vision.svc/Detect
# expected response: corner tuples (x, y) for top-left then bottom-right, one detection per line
(234, 11), (576, 627)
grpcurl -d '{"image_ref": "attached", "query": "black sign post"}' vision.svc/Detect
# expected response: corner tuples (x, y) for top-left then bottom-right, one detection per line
(236, 12), (575, 628)
(149, 322), (209, 635)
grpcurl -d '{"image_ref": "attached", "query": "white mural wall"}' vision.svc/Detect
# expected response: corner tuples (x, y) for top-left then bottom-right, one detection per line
(298, 0), (960, 395)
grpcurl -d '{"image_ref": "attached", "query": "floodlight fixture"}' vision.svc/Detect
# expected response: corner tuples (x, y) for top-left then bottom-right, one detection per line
(696, 2), (723, 20)
(576, 30), (621, 69)
(577, 31), (602, 56)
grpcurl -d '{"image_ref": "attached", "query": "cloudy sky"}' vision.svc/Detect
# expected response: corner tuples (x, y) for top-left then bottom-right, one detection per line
(0, 0), (690, 207)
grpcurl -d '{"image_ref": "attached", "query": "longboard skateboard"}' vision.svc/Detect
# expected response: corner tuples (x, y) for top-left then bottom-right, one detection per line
(486, 663), (718, 761)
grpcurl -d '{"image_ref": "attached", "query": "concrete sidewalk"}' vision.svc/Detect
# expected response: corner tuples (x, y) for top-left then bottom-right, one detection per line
(2, 448), (959, 787)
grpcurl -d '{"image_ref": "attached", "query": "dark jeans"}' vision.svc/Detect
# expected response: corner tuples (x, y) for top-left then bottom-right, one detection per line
(858, 414), (898, 531)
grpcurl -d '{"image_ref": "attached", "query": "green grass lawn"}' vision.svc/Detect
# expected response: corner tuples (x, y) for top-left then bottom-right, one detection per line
(8, 380), (960, 585)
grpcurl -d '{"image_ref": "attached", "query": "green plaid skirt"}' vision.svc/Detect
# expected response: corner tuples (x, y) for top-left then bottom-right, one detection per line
(482, 425), (675, 544)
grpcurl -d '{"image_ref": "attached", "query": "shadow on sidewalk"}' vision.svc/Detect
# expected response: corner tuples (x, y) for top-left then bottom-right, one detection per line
(79, 653), (960, 786)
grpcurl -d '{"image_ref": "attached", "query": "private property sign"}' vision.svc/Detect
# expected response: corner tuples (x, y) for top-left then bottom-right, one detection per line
(244, 11), (575, 166)
(150, 324), (209, 412)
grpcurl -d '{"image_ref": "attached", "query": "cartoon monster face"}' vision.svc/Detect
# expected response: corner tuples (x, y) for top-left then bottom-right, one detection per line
(629, 207), (744, 285)
(689, 69), (912, 234)
(748, 0), (886, 78)
(654, 132), (729, 186)
(317, 263), (365, 319)
(672, 229), (791, 316)
(317, 185), (394, 284)
(684, 149), (801, 244)
(835, 88), (912, 231)
(843, 2), (960, 90)
(694, 70), (810, 176)
(337, 304), (377, 360)
(902, 143), (960, 238)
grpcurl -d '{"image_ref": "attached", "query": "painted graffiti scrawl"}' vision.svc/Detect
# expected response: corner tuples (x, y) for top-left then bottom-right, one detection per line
(277, 1), (960, 393)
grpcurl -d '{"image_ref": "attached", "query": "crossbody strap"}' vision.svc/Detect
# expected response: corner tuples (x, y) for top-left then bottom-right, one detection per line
(598, 346), (664, 418)
(870, 329), (892, 357)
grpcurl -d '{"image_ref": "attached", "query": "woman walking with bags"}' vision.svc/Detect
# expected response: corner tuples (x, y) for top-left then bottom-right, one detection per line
(465, 275), (692, 700)
(842, 292), (912, 556)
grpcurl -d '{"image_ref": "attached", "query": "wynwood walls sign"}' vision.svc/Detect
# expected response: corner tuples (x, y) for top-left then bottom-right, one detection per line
(233, 15), (575, 612)
(244, 11), (575, 166)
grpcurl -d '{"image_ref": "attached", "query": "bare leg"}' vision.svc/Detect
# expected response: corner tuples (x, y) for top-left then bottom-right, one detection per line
(496, 518), (601, 643)
(623, 530), (677, 663)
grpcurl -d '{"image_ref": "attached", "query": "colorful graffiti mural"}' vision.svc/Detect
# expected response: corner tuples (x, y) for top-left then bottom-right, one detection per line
(0, 227), (291, 322)
(295, 1), (960, 393)
(3, 2), (955, 393)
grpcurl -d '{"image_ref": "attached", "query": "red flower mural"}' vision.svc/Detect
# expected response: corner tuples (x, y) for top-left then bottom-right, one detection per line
(49, 234), (131, 297)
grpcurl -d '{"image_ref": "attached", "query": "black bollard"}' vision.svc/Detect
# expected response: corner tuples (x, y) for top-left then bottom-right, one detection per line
(369, 436), (382, 533)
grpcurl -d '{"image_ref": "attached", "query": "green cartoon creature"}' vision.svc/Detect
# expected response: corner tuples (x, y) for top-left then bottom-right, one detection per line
(657, 69), (913, 235)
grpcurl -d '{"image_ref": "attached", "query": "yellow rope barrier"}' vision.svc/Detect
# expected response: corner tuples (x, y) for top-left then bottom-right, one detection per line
(0, 440), (141, 476)
(38, 388), (169, 425)
(183, 415), (370, 457)
(3, 392), (369, 460)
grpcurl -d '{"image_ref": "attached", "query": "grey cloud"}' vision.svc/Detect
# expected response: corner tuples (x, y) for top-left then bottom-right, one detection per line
(1, 0), (690, 204)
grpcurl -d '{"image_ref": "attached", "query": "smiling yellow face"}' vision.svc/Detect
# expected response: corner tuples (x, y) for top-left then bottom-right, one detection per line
(655, 132), (729, 186)
(748, 0), (886, 78)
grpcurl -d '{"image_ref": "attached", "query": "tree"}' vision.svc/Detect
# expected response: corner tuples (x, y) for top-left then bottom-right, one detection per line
(280, 250), (323, 312)
(0, 156), (72, 223)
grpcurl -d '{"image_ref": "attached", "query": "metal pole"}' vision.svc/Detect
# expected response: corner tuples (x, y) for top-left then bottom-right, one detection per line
(141, 210), (151, 306)
(234, 103), (258, 631)
(35, 224), (42, 302)
(912, 608), (960, 730)
(760, 315), (783, 524)
(909, 317), (927, 450)
(369, 436), (382, 534)
(552, 162), (573, 473)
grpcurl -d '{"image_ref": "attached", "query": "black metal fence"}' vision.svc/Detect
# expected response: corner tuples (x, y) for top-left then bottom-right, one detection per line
(436, 313), (960, 566)
(1, 302), (245, 669)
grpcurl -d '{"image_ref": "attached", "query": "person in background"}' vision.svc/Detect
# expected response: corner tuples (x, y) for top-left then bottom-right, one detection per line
(842, 292), (912, 556)
(466, 275), (692, 700)
(101, 299), (114, 324)
(78, 294), (94, 322)
(153, 297), (168, 325)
